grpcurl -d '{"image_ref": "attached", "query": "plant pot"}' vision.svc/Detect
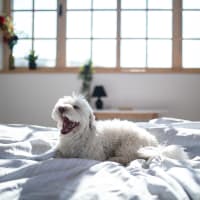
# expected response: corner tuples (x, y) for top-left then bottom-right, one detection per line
(29, 61), (37, 70)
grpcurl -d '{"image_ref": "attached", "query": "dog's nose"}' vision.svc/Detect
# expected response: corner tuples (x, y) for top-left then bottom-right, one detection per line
(58, 106), (66, 114)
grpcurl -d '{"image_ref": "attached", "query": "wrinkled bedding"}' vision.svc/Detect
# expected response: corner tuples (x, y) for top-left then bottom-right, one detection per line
(0, 118), (200, 200)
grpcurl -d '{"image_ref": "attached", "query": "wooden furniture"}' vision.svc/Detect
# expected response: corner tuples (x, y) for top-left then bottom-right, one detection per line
(94, 110), (159, 121)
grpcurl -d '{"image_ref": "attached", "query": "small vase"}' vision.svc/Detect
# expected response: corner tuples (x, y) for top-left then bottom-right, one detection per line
(9, 50), (15, 70)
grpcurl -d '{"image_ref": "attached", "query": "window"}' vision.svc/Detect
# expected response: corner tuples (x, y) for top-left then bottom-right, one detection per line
(66, 0), (117, 67)
(12, 0), (57, 67)
(182, 0), (200, 68)
(121, 0), (172, 68)
(2, 0), (200, 72)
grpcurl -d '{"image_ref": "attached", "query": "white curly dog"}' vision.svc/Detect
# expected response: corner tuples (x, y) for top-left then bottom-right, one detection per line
(52, 94), (188, 165)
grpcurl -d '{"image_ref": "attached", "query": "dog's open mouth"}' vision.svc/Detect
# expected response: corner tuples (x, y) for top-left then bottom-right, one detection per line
(61, 116), (79, 135)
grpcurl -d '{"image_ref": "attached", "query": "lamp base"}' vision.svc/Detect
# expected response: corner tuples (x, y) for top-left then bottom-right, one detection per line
(96, 98), (103, 109)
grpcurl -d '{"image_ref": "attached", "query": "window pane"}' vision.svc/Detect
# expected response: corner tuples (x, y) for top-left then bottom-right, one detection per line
(92, 40), (116, 67)
(121, 40), (146, 68)
(93, 0), (117, 9)
(66, 39), (91, 66)
(67, 0), (91, 9)
(147, 40), (172, 68)
(34, 11), (57, 38)
(35, 0), (57, 10)
(13, 39), (32, 67)
(121, 11), (146, 38)
(183, 11), (200, 38)
(67, 11), (91, 38)
(93, 11), (116, 38)
(12, 0), (32, 10)
(183, 40), (200, 68)
(148, 11), (172, 38)
(148, 0), (172, 9)
(121, 0), (146, 9)
(34, 40), (56, 67)
(183, 0), (200, 9)
(13, 12), (32, 38)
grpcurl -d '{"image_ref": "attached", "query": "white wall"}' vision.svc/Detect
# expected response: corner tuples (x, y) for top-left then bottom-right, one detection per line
(0, 73), (200, 127)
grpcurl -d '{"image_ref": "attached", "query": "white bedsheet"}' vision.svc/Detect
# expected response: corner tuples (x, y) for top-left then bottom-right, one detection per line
(0, 118), (200, 200)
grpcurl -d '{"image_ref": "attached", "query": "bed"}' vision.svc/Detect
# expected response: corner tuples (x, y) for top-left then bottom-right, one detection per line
(0, 117), (200, 200)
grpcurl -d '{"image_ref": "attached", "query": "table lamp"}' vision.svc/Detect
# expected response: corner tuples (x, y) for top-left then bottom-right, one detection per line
(92, 85), (107, 109)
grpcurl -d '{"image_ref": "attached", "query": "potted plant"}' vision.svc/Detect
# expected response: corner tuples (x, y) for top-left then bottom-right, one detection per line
(79, 60), (93, 102)
(26, 50), (38, 69)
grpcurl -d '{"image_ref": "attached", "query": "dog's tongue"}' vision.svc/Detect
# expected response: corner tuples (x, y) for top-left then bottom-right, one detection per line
(61, 117), (78, 134)
(61, 117), (71, 134)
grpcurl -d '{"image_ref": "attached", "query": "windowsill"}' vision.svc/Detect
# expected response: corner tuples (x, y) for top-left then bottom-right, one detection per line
(1, 67), (200, 74)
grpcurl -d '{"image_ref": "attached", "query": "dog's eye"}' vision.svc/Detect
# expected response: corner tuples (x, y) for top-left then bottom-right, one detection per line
(73, 105), (79, 110)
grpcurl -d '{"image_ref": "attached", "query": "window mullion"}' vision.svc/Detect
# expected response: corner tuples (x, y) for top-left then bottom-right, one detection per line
(90, 0), (93, 61)
(116, 0), (121, 70)
(56, 0), (66, 68)
(172, 0), (182, 69)
(32, 0), (34, 51)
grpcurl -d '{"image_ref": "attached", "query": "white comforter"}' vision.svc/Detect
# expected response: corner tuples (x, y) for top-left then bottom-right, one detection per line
(0, 118), (200, 200)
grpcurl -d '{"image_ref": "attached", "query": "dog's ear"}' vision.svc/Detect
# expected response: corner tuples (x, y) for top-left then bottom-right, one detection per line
(89, 113), (95, 130)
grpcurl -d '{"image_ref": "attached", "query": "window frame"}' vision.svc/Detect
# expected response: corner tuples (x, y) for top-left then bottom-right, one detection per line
(2, 0), (200, 73)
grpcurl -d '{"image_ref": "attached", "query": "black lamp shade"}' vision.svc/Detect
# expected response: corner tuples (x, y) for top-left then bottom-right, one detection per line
(92, 86), (107, 109)
(92, 86), (107, 98)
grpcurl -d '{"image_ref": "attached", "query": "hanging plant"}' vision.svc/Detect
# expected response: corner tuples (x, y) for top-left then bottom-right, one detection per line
(79, 60), (93, 102)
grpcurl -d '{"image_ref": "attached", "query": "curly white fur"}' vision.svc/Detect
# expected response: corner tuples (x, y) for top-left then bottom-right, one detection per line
(52, 94), (188, 165)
